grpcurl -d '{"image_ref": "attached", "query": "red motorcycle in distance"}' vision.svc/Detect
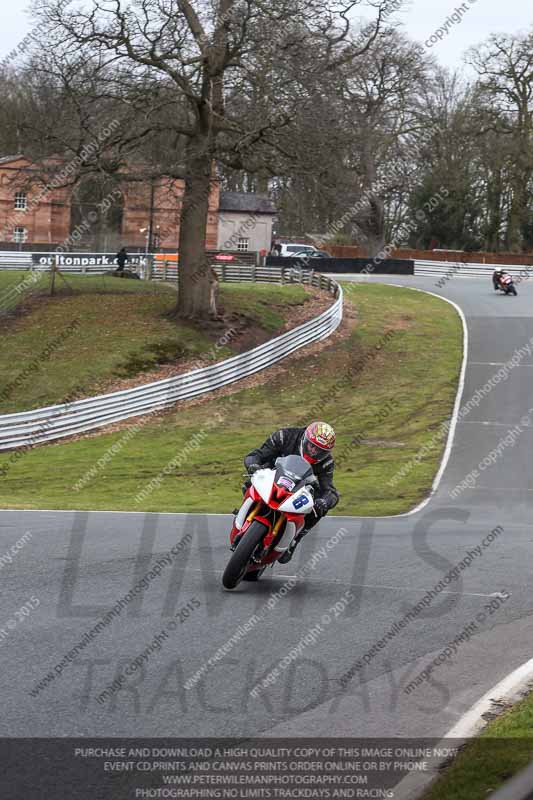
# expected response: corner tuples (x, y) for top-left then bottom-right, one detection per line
(493, 270), (518, 296)
(222, 455), (318, 590)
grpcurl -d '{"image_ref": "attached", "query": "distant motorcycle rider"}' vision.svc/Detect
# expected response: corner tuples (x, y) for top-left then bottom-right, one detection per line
(243, 421), (339, 562)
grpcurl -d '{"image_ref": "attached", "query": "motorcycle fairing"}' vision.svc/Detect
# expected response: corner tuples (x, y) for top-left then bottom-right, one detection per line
(234, 496), (255, 531)
(278, 486), (315, 515)
(252, 469), (275, 504)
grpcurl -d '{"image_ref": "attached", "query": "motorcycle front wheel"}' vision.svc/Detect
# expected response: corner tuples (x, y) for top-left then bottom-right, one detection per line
(222, 520), (268, 590)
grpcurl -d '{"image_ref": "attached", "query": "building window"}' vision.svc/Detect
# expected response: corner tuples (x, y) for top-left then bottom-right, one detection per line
(14, 192), (27, 210)
(13, 227), (28, 243)
(237, 237), (249, 252)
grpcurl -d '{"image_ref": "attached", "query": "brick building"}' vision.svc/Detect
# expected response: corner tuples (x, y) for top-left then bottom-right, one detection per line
(0, 155), (220, 251)
(0, 156), (71, 246)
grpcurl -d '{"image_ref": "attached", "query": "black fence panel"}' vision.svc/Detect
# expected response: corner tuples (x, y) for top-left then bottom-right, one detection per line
(265, 256), (414, 274)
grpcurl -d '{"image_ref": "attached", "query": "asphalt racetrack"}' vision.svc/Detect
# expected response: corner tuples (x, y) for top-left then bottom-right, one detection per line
(2, 274), (533, 740)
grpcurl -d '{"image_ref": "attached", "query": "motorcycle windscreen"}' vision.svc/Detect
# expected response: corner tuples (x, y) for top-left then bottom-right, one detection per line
(274, 455), (314, 492)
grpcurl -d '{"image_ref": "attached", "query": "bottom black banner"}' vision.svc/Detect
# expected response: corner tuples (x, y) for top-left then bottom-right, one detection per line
(2, 738), (532, 799)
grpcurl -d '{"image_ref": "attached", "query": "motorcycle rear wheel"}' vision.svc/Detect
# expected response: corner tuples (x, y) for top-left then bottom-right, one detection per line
(222, 521), (268, 590)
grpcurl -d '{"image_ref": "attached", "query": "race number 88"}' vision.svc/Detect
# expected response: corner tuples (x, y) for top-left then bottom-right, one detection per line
(293, 495), (309, 510)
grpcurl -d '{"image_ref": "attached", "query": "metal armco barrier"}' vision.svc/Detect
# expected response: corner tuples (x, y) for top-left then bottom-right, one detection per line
(0, 251), (528, 279)
(0, 268), (342, 451)
(0, 252), (33, 270)
(488, 762), (533, 799)
(415, 259), (533, 278)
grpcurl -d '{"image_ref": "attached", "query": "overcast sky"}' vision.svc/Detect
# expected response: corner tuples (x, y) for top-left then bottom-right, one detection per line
(389, 0), (531, 67)
(1, 0), (531, 70)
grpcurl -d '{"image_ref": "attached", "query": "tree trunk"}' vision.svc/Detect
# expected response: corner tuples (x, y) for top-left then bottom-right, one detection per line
(366, 195), (386, 257)
(255, 171), (269, 194)
(176, 131), (215, 319)
(361, 134), (385, 258)
(485, 167), (503, 252)
(506, 131), (531, 252)
(506, 178), (526, 253)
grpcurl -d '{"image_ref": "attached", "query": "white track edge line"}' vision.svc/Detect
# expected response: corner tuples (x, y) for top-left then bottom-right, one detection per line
(446, 655), (533, 738)
(393, 656), (533, 800)
(356, 283), (469, 519)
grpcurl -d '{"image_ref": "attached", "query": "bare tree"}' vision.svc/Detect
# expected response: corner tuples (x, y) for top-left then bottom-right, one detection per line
(468, 29), (533, 251)
(407, 69), (485, 250)
(30, 0), (394, 318)
(337, 31), (427, 254)
(241, 23), (426, 253)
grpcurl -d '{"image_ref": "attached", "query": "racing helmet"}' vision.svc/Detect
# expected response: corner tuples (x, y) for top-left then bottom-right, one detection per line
(300, 421), (336, 464)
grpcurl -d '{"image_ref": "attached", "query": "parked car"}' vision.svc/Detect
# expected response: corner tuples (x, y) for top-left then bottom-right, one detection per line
(291, 249), (330, 259)
(277, 244), (329, 258)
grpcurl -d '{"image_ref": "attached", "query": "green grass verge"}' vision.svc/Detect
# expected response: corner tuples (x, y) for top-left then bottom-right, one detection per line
(0, 269), (50, 315)
(423, 692), (533, 799)
(0, 273), (307, 413)
(0, 283), (463, 513)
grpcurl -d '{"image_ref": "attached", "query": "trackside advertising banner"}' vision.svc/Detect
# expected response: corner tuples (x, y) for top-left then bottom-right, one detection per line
(31, 253), (144, 268)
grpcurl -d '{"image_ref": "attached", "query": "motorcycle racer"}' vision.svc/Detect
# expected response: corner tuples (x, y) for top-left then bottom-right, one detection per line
(493, 268), (507, 290)
(243, 422), (339, 562)
(492, 268), (517, 295)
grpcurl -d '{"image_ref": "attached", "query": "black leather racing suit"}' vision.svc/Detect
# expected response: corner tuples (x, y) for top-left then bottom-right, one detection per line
(244, 427), (339, 530)
(493, 270), (504, 290)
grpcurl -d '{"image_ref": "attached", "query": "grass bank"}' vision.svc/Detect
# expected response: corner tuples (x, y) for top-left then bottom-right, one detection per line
(0, 273), (308, 413)
(0, 269), (49, 315)
(0, 283), (463, 513)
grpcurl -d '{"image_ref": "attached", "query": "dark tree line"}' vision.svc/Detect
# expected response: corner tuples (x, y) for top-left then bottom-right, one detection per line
(0, 2), (532, 318)
(227, 26), (533, 256)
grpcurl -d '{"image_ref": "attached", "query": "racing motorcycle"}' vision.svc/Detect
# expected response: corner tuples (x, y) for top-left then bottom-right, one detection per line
(495, 272), (517, 296)
(222, 455), (318, 590)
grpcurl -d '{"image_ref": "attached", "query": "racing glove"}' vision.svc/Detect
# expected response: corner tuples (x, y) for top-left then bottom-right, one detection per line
(314, 498), (329, 518)
(242, 462), (261, 494)
(247, 462), (262, 476)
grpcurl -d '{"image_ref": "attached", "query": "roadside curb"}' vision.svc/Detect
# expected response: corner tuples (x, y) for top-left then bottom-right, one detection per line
(393, 656), (533, 799)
